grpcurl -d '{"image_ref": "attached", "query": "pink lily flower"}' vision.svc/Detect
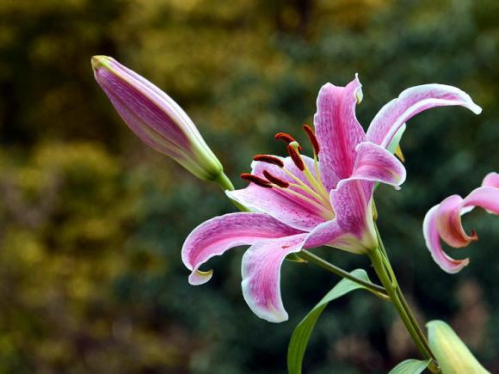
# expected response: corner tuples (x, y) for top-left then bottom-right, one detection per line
(424, 172), (499, 274)
(183, 76), (481, 322)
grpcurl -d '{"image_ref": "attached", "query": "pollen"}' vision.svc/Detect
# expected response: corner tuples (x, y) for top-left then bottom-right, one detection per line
(240, 173), (273, 188)
(247, 125), (334, 219)
(287, 144), (305, 171)
(303, 124), (320, 155)
(275, 132), (303, 152)
(253, 154), (284, 167)
(263, 170), (289, 188)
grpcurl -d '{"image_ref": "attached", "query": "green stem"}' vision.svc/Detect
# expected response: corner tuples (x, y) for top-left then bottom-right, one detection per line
(214, 172), (235, 191)
(299, 250), (390, 301)
(369, 245), (440, 373)
(375, 228), (435, 361)
(214, 172), (250, 211)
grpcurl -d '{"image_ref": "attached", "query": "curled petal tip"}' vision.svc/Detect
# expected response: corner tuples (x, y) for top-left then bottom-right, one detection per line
(470, 103), (482, 115)
(188, 269), (213, 285)
(448, 257), (470, 274)
(482, 172), (499, 188)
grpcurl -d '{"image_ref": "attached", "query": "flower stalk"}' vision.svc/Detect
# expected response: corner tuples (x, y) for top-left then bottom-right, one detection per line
(299, 250), (389, 301)
(214, 172), (235, 191)
(369, 232), (440, 373)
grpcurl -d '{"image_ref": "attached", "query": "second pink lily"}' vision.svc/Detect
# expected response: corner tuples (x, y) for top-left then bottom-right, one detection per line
(424, 172), (499, 273)
(183, 76), (481, 322)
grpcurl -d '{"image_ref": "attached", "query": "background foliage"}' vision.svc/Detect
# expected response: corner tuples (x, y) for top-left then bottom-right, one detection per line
(0, 0), (498, 372)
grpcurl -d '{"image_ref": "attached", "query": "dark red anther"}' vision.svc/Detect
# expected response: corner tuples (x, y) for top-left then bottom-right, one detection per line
(240, 173), (273, 188)
(263, 170), (289, 188)
(303, 124), (320, 155)
(275, 132), (296, 144)
(287, 145), (305, 171)
(275, 132), (303, 152)
(253, 154), (284, 168)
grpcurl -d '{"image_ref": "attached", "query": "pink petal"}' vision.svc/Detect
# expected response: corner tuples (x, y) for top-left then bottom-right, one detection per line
(351, 142), (407, 189)
(436, 195), (477, 248)
(241, 234), (307, 323)
(367, 84), (482, 148)
(329, 179), (378, 253)
(182, 213), (303, 285)
(463, 186), (499, 215)
(227, 160), (329, 231)
(304, 219), (365, 254)
(482, 172), (499, 188)
(227, 186), (327, 231)
(423, 206), (469, 274)
(313, 75), (366, 189)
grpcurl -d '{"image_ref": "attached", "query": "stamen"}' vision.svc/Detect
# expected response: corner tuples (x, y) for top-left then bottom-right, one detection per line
(275, 132), (296, 144)
(303, 124), (320, 155)
(288, 141), (330, 204)
(287, 144), (305, 171)
(263, 170), (289, 188)
(275, 132), (303, 152)
(240, 173), (272, 188)
(253, 154), (284, 168)
(275, 185), (334, 220)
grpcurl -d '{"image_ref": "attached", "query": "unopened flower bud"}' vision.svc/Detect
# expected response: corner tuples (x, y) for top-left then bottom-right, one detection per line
(91, 56), (223, 181)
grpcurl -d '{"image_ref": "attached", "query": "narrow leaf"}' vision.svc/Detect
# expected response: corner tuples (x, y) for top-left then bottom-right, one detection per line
(287, 269), (371, 374)
(427, 320), (490, 374)
(389, 359), (429, 374)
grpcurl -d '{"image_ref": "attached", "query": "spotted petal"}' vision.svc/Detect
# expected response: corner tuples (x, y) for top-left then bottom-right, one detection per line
(351, 142), (406, 189)
(303, 219), (365, 254)
(313, 76), (366, 189)
(329, 179), (378, 253)
(227, 159), (329, 231)
(241, 234), (307, 323)
(367, 84), (482, 148)
(182, 213), (303, 285)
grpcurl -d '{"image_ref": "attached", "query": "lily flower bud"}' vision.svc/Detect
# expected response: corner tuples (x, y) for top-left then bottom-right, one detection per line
(91, 56), (223, 182)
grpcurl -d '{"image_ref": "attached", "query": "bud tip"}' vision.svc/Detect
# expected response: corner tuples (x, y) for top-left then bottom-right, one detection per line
(91, 55), (113, 71)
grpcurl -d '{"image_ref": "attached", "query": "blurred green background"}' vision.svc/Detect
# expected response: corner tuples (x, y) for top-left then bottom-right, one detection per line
(0, 0), (498, 372)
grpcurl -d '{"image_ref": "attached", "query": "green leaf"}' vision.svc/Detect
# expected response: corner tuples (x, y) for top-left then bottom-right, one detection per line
(427, 320), (490, 374)
(287, 269), (371, 374)
(389, 359), (430, 374)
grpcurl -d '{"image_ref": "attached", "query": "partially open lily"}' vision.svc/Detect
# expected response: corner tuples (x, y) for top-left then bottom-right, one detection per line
(424, 172), (499, 274)
(183, 76), (481, 322)
(92, 56), (224, 182)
